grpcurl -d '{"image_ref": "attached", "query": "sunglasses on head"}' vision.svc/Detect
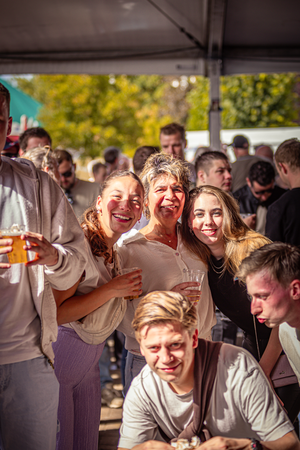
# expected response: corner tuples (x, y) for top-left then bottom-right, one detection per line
(253, 187), (274, 196)
(61, 169), (73, 178)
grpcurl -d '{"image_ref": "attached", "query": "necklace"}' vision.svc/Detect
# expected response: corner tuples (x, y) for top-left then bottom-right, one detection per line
(210, 257), (226, 274)
(156, 233), (174, 244)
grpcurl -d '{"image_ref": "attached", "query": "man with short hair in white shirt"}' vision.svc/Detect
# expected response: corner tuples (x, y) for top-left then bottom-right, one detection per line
(118, 291), (299, 450)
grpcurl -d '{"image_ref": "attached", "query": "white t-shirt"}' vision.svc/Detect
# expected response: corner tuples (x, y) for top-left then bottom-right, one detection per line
(119, 345), (293, 449)
(279, 322), (300, 384)
(117, 229), (216, 353)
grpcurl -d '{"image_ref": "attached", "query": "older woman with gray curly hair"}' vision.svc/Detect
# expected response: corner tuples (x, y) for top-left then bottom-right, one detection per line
(117, 153), (216, 393)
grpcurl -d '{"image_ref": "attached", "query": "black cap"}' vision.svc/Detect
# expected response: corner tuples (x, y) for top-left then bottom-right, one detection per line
(230, 135), (249, 149)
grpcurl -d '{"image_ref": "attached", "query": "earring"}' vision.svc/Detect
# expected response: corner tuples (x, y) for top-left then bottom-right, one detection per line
(96, 209), (100, 213)
(189, 228), (195, 236)
(138, 218), (141, 224)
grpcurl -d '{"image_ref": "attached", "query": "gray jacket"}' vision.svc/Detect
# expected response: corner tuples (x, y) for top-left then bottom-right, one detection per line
(1, 157), (88, 363)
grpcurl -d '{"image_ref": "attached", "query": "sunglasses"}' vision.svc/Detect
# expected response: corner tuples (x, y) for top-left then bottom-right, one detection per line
(61, 169), (73, 178)
(253, 187), (274, 196)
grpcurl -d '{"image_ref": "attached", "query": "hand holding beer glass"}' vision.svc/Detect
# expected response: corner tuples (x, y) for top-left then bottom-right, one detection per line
(119, 267), (142, 300)
(0, 224), (28, 266)
(184, 269), (205, 304)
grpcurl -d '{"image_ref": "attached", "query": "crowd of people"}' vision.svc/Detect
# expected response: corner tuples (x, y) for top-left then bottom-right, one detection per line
(1, 80), (300, 450)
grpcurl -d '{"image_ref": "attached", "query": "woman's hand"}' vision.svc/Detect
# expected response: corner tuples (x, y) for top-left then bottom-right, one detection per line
(171, 282), (201, 304)
(108, 269), (143, 299)
(21, 232), (59, 267)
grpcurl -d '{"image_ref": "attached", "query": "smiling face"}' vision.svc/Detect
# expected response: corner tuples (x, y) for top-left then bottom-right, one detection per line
(139, 322), (198, 393)
(189, 193), (224, 251)
(97, 175), (143, 239)
(246, 270), (297, 328)
(147, 175), (185, 226)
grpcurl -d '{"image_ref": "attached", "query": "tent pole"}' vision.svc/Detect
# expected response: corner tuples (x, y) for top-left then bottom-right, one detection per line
(208, 59), (221, 151)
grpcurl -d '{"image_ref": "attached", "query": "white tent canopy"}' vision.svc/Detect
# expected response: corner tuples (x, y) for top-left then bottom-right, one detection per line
(1, 0), (300, 76)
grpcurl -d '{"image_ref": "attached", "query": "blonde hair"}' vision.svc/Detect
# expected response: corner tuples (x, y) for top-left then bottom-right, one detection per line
(140, 153), (190, 219)
(132, 291), (197, 342)
(181, 185), (271, 274)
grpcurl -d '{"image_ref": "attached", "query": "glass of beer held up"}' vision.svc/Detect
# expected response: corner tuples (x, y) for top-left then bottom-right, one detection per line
(0, 224), (28, 264)
(184, 269), (205, 303)
(120, 267), (140, 300)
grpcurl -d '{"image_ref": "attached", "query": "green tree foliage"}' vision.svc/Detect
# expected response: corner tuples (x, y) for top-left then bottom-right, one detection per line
(15, 73), (299, 158)
(15, 74), (172, 158)
(186, 73), (299, 131)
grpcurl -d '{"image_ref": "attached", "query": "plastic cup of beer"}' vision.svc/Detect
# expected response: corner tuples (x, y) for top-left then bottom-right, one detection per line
(120, 267), (140, 300)
(184, 269), (205, 303)
(0, 225), (28, 264)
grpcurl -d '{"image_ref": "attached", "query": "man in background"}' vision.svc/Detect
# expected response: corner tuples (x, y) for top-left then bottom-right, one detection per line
(19, 126), (52, 156)
(195, 151), (232, 192)
(265, 138), (300, 245)
(234, 160), (286, 235)
(92, 162), (107, 186)
(255, 144), (274, 162)
(160, 123), (196, 185)
(230, 134), (261, 192)
(54, 149), (101, 220)
(104, 146), (122, 174)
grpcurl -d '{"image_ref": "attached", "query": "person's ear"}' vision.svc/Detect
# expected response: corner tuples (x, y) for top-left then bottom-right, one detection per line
(246, 177), (251, 188)
(7, 116), (12, 136)
(96, 195), (102, 213)
(192, 329), (198, 349)
(197, 170), (206, 184)
(290, 280), (300, 300)
(277, 162), (288, 174)
(73, 163), (76, 171)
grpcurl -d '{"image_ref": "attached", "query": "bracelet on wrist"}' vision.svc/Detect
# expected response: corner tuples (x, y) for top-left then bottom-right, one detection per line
(249, 438), (263, 449)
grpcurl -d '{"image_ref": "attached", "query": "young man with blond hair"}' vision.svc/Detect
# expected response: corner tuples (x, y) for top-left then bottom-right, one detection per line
(118, 291), (299, 450)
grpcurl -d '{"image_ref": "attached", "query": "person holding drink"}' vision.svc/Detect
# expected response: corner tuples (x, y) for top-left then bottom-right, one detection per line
(117, 153), (215, 393)
(0, 82), (87, 450)
(52, 170), (144, 450)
